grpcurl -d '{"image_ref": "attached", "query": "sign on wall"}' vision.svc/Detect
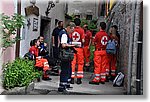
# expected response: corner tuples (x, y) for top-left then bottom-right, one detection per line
(33, 18), (38, 31)
(25, 5), (39, 17)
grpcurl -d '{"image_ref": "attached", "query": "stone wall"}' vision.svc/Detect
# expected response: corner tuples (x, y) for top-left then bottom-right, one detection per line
(108, 0), (143, 94)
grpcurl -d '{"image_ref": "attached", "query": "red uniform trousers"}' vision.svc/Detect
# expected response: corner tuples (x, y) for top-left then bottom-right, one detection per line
(106, 54), (110, 77)
(35, 57), (50, 78)
(106, 54), (117, 77)
(83, 46), (90, 64)
(92, 50), (107, 82)
(71, 48), (84, 78)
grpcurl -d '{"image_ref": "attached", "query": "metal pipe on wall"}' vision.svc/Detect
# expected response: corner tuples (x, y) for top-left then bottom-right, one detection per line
(136, 1), (143, 95)
(15, 0), (21, 58)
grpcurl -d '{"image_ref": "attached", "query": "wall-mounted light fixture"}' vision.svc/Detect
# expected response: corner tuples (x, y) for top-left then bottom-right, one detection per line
(45, 1), (55, 16)
(30, 0), (36, 6)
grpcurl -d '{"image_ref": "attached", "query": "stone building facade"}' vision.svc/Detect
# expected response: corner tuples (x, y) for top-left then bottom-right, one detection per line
(20, 0), (66, 57)
(67, 0), (99, 19)
(106, 0), (143, 94)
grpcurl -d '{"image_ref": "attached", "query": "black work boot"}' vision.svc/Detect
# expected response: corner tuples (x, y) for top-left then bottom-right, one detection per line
(105, 76), (109, 82)
(89, 81), (99, 85)
(100, 81), (105, 84)
(66, 84), (73, 90)
(42, 77), (52, 81)
(70, 78), (74, 84)
(76, 78), (82, 84)
(110, 76), (116, 81)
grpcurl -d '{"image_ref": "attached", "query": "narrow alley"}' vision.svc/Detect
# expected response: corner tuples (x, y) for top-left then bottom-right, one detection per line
(0, 0), (143, 95)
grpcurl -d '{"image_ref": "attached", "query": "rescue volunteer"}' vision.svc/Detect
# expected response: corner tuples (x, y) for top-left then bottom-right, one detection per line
(58, 23), (76, 92)
(70, 18), (85, 84)
(83, 24), (92, 67)
(106, 26), (119, 81)
(89, 22), (109, 85)
(29, 39), (51, 80)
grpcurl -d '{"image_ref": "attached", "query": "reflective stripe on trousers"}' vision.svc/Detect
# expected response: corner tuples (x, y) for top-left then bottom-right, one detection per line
(92, 74), (100, 82)
(77, 71), (83, 78)
(94, 50), (107, 82)
(71, 48), (84, 78)
(100, 73), (106, 82)
(111, 70), (116, 76)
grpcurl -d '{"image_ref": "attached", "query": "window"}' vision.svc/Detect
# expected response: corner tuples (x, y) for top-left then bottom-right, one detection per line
(33, 18), (38, 31)
(86, 15), (92, 20)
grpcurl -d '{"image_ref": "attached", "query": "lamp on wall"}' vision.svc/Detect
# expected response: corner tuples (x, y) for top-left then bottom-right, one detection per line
(45, 1), (55, 16)
(30, 0), (36, 6)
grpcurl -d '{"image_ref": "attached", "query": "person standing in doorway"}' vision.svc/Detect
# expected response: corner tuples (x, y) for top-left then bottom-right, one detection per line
(52, 21), (63, 59)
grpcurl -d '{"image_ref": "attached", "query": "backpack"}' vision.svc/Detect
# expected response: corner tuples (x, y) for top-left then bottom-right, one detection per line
(106, 39), (117, 54)
(23, 52), (34, 60)
(113, 72), (125, 87)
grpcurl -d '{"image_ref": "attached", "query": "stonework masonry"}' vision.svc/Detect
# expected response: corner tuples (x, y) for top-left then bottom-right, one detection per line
(108, 0), (143, 94)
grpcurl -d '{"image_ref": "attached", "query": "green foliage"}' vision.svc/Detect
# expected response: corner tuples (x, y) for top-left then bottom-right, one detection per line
(67, 14), (98, 31)
(90, 45), (95, 61)
(2, 58), (42, 90)
(80, 19), (88, 27)
(0, 13), (25, 48)
(80, 18), (99, 35)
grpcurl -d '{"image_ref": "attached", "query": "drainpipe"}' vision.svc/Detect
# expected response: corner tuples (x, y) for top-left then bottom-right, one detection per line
(136, 30), (142, 95)
(15, 0), (21, 58)
(136, 1), (143, 95)
(127, 1), (136, 95)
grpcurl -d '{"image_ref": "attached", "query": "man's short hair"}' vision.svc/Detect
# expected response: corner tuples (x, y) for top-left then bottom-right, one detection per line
(100, 22), (106, 30)
(58, 21), (63, 25)
(111, 25), (118, 30)
(66, 22), (76, 29)
(37, 36), (44, 40)
(74, 18), (81, 26)
(84, 25), (88, 29)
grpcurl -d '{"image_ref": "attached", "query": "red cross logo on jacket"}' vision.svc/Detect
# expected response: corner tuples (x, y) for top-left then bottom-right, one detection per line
(101, 36), (108, 45)
(72, 32), (80, 42)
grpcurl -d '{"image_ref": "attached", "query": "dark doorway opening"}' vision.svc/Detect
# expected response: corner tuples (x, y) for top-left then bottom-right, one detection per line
(40, 16), (51, 55)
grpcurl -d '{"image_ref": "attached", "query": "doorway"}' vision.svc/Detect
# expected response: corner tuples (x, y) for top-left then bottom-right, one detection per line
(40, 16), (51, 56)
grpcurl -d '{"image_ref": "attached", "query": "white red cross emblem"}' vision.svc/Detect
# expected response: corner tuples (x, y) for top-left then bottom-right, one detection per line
(101, 36), (108, 45)
(72, 32), (80, 42)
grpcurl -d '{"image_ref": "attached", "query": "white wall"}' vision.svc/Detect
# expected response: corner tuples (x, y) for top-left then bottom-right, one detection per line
(20, 15), (40, 57)
(20, 0), (65, 57)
